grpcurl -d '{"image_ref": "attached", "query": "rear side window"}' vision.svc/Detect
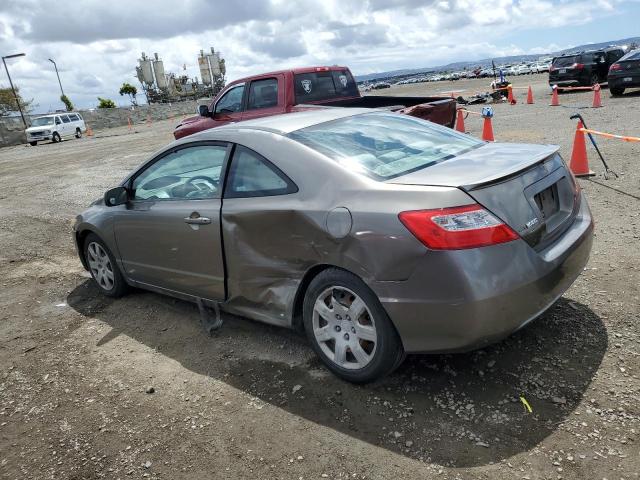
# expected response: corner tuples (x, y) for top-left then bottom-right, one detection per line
(606, 49), (624, 62)
(68, 114), (79, 121)
(225, 146), (297, 198)
(247, 78), (278, 110)
(294, 70), (359, 103)
(61, 115), (71, 123)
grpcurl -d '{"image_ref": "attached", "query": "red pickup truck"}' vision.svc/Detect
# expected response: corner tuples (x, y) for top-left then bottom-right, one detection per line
(173, 66), (456, 139)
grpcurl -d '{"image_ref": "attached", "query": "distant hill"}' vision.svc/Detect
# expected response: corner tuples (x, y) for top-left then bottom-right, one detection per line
(355, 36), (640, 82)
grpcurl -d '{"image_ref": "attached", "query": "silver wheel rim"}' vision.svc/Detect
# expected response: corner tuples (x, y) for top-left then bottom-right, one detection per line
(312, 286), (377, 370)
(87, 242), (115, 291)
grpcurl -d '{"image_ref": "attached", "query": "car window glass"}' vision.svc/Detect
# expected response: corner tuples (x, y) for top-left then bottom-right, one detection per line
(215, 85), (245, 114)
(620, 49), (640, 61)
(132, 145), (227, 200)
(294, 70), (359, 103)
(61, 115), (71, 123)
(553, 56), (579, 67)
(68, 114), (79, 121)
(225, 146), (297, 198)
(247, 78), (278, 110)
(55, 117), (62, 124)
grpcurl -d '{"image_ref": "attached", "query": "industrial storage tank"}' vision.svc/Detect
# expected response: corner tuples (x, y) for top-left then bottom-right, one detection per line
(208, 49), (221, 76)
(139, 53), (155, 86)
(153, 53), (167, 90)
(198, 51), (212, 86)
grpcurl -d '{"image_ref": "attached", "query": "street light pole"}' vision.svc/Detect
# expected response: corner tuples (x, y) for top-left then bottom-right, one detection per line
(2, 53), (27, 128)
(48, 58), (65, 97)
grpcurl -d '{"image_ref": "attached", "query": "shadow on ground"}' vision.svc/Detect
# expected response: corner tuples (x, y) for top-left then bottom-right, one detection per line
(68, 280), (607, 468)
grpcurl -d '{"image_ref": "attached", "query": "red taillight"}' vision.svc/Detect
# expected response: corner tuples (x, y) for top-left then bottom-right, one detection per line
(549, 66), (556, 72)
(573, 63), (585, 70)
(610, 63), (622, 71)
(398, 204), (519, 250)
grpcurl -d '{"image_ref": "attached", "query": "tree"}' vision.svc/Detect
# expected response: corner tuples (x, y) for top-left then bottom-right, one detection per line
(60, 94), (74, 112)
(97, 97), (116, 109)
(0, 86), (33, 117)
(119, 83), (138, 106)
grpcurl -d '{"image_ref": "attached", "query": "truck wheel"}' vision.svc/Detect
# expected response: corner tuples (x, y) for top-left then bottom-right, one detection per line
(52, 132), (61, 143)
(303, 268), (404, 383)
(29, 141), (37, 146)
(75, 128), (82, 138)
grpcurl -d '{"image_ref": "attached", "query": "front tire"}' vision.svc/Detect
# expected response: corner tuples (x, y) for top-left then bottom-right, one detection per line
(52, 132), (61, 143)
(75, 128), (82, 138)
(29, 141), (37, 146)
(303, 268), (404, 383)
(83, 233), (128, 298)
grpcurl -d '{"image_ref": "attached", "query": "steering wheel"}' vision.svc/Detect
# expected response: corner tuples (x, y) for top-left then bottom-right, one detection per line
(185, 175), (218, 197)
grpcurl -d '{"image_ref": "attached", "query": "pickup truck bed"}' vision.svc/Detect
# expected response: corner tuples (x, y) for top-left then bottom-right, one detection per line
(174, 66), (457, 139)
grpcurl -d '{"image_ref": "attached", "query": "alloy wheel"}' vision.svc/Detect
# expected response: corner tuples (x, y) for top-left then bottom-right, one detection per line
(87, 242), (115, 291)
(312, 286), (377, 370)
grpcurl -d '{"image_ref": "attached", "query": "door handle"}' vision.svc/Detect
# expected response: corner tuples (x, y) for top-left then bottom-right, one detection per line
(184, 216), (211, 225)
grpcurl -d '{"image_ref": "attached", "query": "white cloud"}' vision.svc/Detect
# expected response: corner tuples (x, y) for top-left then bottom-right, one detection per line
(0, 0), (631, 110)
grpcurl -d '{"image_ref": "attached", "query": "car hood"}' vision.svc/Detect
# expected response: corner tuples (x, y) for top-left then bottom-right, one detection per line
(175, 115), (201, 128)
(25, 126), (52, 133)
(388, 142), (559, 189)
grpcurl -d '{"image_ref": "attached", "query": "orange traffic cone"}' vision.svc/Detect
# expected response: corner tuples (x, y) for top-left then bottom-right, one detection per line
(550, 85), (560, 106)
(481, 116), (494, 142)
(127, 116), (132, 131)
(592, 83), (602, 108)
(507, 85), (516, 104)
(455, 109), (466, 133)
(569, 121), (595, 177)
(146, 113), (152, 127)
(526, 86), (534, 104)
(86, 124), (93, 136)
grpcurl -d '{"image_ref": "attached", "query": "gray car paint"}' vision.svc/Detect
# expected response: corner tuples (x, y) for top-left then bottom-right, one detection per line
(74, 109), (593, 352)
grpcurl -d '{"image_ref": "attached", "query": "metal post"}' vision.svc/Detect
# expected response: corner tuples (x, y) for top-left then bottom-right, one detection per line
(48, 58), (65, 97)
(2, 53), (27, 128)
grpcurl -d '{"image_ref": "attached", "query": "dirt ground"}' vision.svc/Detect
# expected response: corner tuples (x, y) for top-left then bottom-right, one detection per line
(1, 73), (639, 480)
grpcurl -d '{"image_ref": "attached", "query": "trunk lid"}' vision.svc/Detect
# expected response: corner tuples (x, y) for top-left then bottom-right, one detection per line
(389, 143), (580, 250)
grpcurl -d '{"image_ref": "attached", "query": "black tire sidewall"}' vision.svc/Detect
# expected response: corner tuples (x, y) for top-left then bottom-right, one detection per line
(52, 132), (61, 143)
(302, 268), (403, 383)
(29, 141), (37, 146)
(83, 233), (127, 298)
(75, 128), (81, 138)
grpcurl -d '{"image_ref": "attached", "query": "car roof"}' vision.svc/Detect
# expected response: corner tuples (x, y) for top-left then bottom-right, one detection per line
(193, 108), (375, 137)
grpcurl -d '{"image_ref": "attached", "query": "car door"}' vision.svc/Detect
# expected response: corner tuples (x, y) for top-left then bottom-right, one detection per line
(241, 75), (285, 121)
(211, 83), (246, 126)
(59, 114), (72, 137)
(114, 142), (229, 301)
(53, 115), (63, 135)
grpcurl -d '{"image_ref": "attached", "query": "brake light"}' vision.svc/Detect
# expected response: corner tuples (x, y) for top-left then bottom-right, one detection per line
(549, 66), (556, 72)
(609, 63), (622, 71)
(573, 63), (585, 70)
(315, 67), (330, 72)
(398, 204), (519, 250)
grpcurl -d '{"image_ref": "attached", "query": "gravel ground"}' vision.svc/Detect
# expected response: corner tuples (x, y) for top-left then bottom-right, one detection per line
(1, 73), (639, 480)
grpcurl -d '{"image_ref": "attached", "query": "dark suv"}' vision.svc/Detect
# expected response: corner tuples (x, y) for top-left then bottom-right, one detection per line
(549, 46), (627, 89)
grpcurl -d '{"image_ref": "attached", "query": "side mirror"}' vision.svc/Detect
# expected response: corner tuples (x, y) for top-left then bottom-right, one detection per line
(198, 104), (210, 117)
(104, 186), (129, 207)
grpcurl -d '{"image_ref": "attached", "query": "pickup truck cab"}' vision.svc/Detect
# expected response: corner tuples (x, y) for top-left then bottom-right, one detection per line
(174, 66), (456, 140)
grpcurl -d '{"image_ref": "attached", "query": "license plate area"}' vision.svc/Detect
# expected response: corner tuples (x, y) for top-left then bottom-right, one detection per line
(534, 184), (559, 219)
(624, 77), (633, 82)
(559, 69), (567, 74)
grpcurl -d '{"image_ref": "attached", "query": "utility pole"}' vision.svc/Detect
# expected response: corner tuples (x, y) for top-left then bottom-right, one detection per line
(2, 52), (27, 128)
(48, 58), (65, 97)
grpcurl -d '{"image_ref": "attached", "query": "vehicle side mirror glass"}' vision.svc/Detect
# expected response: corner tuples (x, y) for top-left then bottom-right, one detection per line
(198, 104), (210, 117)
(104, 186), (129, 207)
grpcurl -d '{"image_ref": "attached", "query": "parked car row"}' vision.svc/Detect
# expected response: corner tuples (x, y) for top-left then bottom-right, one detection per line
(549, 45), (628, 89)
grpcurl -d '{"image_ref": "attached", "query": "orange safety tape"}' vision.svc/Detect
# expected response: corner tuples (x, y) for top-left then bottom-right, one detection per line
(457, 108), (483, 116)
(580, 128), (640, 143)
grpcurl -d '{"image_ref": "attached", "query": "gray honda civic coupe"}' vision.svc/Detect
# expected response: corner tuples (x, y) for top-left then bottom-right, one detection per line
(73, 108), (593, 382)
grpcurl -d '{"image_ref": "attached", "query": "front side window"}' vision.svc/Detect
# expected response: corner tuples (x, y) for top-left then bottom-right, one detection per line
(55, 117), (62, 125)
(215, 84), (245, 114)
(132, 145), (227, 200)
(225, 146), (297, 199)
(247, 78), (278, 110)
(288, 112), (482, 180)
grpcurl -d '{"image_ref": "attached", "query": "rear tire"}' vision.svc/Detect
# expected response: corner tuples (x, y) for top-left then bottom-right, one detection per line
(75, 128), (82, 138)
(83, 233), (128, 298)
(303, 268), (404, 383)
(590, 73), (599, 86)
(29, 141), (37, 146)
(610, 87), (625, 96)
(52, 132), (61, 143)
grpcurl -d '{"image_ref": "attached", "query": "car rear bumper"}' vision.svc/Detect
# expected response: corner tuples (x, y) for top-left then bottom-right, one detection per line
(608, 75), (640, 89)
(371, 191), (593, 353)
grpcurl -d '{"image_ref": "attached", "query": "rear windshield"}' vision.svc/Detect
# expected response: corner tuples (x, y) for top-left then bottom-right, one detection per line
(288, 113), (482, 180)
(620, 49), (640, 61)
(553, 55), (581, 67)
(294, 69), (359, 103)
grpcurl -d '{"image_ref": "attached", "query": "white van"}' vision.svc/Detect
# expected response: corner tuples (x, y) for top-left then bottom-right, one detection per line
(25, 113), (87, 146)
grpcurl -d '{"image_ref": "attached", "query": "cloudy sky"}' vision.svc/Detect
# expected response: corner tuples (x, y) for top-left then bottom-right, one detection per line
(1, 0), (638, 111)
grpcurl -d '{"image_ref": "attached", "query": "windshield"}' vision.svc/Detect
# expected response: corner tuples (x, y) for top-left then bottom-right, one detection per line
(31, 117), (54, 127)
(553, 55), (580, 67)
(620, 49), (640, 61)
(294, 69), (359, 103)
(288, 113), (483, 180)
